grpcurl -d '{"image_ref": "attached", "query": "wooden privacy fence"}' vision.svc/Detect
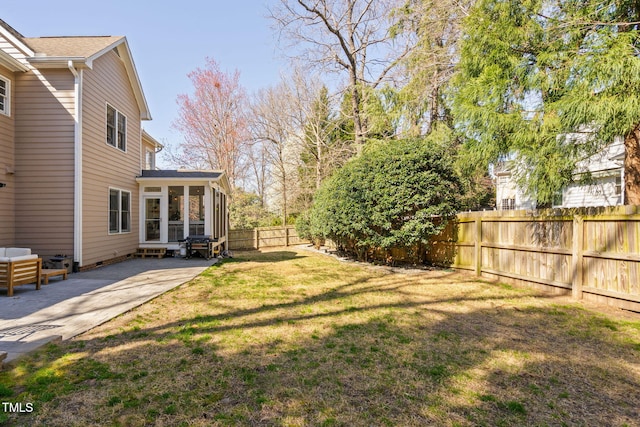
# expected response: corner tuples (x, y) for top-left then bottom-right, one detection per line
(228, 226), (308, 250)
(427, 206), (640, 312)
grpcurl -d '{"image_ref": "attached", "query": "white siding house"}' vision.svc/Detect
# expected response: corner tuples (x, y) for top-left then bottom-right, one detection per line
(496, 139), (625, 210)
(495, 167), (536, 211)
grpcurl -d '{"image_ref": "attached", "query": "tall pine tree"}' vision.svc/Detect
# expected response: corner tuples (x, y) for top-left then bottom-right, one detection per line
(452, 0), (640, 204)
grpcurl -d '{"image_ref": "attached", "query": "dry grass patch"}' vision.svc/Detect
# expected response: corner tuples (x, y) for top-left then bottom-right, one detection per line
(1, 247), (639, 426)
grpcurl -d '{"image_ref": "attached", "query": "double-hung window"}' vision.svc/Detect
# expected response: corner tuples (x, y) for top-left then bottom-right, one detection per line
(109, 189), (131, 234)
(0, 75), (10, 116)
(501, 198), (515, 210)
(106, 104), (126, 151)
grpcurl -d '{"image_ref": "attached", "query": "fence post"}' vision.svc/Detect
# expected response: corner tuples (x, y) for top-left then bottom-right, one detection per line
(254, 228), (259, 250)
(475, 217), (482, 276)
(572, 215), (584, 299)
(285, 226), (290, 247)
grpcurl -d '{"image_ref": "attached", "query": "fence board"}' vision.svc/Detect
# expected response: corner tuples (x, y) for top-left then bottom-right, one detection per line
(228, 226), (309, 250)
(428, 206), (640, 312)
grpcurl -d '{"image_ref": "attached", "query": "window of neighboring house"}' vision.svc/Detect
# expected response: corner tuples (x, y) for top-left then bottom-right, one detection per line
(553, 189), (564, 207)
(615, 175), (623, 199)
(0, 75), (10, 116)
(501, 198), (515, 210)
(109, 188), (131, 234)
(106, 104), (126, 151)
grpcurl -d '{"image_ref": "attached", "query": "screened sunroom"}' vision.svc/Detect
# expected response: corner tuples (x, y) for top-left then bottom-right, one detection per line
(135, 170), (230, 254)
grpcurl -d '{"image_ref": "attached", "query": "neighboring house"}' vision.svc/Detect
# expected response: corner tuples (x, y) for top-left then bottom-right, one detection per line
(496, 139), (625, 211)
(0, 19), (230, 269)
(495, 167), (536, 211)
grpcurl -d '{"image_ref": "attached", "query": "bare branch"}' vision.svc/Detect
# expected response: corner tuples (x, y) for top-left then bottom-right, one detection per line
(271, 0), (412, 149)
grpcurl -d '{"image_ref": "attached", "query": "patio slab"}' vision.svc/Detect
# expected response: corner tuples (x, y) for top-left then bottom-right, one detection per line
(0, 256), (216, 366)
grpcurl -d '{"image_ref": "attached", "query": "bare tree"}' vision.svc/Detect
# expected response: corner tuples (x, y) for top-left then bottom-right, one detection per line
(171, 58), (250, 191)
(249, 68), (335, 224)
(271, 0), (413, 152)
(250, 83), (301, 225)
(247, 140), (270, 208)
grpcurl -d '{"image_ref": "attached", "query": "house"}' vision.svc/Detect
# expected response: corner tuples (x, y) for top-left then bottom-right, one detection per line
(496, 139), (624, 210)
(0, 19), (230, 269)
(495, 167), (536, 211)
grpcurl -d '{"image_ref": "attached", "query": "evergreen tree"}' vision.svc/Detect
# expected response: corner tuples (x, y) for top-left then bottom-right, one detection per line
(393, 0), (475, 136)
(452, 0), (640, 204)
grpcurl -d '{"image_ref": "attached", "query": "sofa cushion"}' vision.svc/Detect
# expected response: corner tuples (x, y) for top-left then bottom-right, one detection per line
(0, 248), (5, 257)
(6, 248), (31, 257)
(0, 254), (38, 262)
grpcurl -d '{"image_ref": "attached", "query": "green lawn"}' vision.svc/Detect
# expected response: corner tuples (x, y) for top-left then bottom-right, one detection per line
(1, 248), (639, 426)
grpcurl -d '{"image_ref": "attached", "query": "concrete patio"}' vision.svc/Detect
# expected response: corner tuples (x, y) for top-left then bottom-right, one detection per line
(0, 256), (216, 366)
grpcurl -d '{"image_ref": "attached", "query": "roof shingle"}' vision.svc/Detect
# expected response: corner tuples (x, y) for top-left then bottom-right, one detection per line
(24, 36), (124, 58)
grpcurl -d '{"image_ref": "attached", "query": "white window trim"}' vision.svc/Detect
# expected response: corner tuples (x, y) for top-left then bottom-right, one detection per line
(552, 188), (565, 208)
(501, 198), (515, 211)
(106, 103), (127, 152)
(615, 175), (623, 197)
(0, 75), (11, 117)
(108, 188), (132, 235)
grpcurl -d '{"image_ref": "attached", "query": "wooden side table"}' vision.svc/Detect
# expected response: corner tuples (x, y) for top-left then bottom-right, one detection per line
(41, 268), (68, 285)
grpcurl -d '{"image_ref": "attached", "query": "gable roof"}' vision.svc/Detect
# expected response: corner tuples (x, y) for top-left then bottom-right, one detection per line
(24, 36), (124, 61)
(0, 18), (34, 60)
(0, 18), (24, 40)
(25, 35), (151, 120)
(142, 129), (164, 150)
(0, 19), (150, 120)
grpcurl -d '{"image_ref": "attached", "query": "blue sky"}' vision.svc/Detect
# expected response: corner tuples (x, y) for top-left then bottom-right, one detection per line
(3, 0), (285, 149)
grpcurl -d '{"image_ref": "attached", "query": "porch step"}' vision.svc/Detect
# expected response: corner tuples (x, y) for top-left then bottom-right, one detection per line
(135, 248), (167, 259)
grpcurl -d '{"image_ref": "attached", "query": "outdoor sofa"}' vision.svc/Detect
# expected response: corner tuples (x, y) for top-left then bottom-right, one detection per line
(0, 248), (42, 297)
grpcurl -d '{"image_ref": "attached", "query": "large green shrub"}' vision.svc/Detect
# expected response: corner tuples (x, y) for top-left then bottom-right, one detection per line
(298, 137), (461, 261)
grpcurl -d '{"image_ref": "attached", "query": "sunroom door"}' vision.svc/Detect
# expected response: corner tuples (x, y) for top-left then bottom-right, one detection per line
(144, 197), (162, 242)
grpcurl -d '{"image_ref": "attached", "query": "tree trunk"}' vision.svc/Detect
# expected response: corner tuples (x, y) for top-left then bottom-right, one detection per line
(282, 178), (288, 226)
(426, 70), (440, 135)
(624, 125), (640, 205)
(351, 79), (365, 155)
(316, 137), (322, 190)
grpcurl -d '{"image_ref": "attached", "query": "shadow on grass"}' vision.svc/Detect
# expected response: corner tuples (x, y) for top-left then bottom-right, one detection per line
(227, 250), (308, 263)
(2, 252), (639, 426)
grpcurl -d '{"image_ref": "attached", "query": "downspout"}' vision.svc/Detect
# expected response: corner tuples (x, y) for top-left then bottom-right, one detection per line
(69, 61), (83, 267)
